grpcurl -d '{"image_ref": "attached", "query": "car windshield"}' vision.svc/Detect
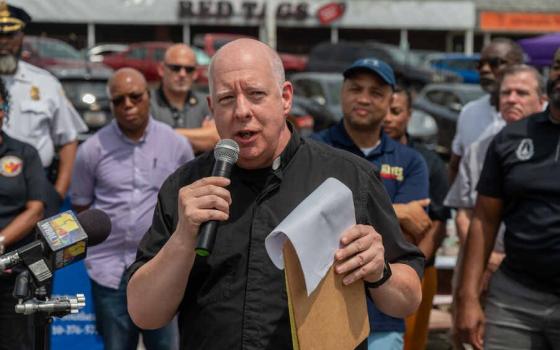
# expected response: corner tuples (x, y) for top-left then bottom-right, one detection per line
(382, 45), (424, 66)
(327, 80), (342, 105)
(61, 80), (109, 106)
(35, 40), (83, 60)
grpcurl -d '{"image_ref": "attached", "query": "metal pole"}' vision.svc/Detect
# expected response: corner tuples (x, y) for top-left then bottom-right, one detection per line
(399, 29), (409, 51)
(87, 23), (95, 48)
(464, 29), (474, 55)
(183, 24), (191, 45)
(483, 32), (492, 47)
(330, 26), (339, 44)
(265, 0), (276, 49)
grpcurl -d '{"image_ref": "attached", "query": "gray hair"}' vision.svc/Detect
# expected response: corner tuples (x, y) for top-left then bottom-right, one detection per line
(499, 64), (545, 96)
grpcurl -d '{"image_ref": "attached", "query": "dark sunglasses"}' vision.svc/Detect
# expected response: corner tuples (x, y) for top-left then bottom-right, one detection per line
(111, 91), (146, 107)
(164, 63), (196, 74)
(477, 57), (508, 70)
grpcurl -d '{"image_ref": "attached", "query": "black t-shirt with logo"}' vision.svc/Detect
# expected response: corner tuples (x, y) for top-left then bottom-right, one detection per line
(477, 109), (560, 295)
(0, 132), (47, 253)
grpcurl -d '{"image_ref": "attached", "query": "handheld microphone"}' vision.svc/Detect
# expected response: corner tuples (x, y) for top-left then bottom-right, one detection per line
(0, 209), (111, 284)
(195, 139), (239, 257)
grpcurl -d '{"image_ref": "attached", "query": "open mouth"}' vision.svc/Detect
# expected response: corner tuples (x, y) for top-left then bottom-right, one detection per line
(235, 130), (257, 141)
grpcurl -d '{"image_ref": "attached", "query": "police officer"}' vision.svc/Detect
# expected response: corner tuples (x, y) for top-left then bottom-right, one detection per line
(150, 43), (219, 153)
(0, 1), (87, 214)
(0, 76), (48, 350)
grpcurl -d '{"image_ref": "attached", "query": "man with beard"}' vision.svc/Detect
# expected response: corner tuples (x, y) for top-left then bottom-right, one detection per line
(448, 38), (524, 248)
(151, 44), (219, 153)
(311, 58), (430, 349)
(0, 2), (86, 215)
(454, 68), (560, 350)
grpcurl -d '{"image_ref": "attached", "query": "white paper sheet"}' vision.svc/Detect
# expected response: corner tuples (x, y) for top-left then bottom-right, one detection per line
(264, 177), (355, 295)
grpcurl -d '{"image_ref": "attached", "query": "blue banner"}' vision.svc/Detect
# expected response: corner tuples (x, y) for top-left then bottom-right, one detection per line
(51, 260), (103, 350)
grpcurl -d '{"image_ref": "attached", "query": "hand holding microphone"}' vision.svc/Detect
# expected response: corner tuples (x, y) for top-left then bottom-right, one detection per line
(176, 139), (239, 256)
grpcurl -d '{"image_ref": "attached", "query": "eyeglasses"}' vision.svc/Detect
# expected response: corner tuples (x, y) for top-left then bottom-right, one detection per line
(477, 57), (509, 70)
(110, 91), (146, 107)
(164, 63), (196, 74)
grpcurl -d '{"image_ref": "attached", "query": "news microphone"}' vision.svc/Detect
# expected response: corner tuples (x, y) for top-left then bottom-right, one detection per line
(195, 139), (239, 257)
(0, 209), (111, 284)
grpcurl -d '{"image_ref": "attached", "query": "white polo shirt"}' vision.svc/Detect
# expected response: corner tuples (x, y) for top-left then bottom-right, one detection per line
(451, 94), (501, 157)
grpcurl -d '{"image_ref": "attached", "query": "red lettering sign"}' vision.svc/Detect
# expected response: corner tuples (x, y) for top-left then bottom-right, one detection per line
(316, 3), (345, 25)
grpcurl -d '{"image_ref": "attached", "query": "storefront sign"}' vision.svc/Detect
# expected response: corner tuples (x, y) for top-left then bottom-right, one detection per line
(178, 1), (309, 21)
(316, 3), (346, 25)
(480, 11), (560, 32)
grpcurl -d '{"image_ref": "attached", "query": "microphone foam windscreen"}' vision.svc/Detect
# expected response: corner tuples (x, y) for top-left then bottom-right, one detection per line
(77, 209), (112, 246)
(214, 139), (239, 164)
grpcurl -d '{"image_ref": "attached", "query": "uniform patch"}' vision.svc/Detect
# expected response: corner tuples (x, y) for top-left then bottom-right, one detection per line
(30, 85), (40, 101)
(516, 138), (534, 161)
(380, 164), (404, 181)
(0, 155), (23, 177)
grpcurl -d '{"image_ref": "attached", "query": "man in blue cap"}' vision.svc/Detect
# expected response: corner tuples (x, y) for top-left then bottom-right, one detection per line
(311, 58), (430, 349)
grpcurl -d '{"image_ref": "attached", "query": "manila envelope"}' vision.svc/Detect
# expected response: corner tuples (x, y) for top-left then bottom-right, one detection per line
(283, 240), (369, 350)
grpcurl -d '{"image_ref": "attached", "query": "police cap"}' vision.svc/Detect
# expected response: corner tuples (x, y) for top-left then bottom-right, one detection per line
(0, 1), (31, 34)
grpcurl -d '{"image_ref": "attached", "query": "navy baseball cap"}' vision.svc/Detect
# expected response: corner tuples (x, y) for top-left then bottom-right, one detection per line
(343, 58), (396, 88)
(0, 1), (31, 33)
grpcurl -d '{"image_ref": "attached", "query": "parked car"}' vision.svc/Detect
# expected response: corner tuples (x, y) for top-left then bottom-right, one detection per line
(289, 95), (339, 135)
(22, 36), (110, 71)
(21, 36), (114, 140)
(290, 72), (343, 119)
(193, 33), (308, 73)
(85, 43), (128, 63)
(102, 42), (210, 85)
(306, 41), (461, 92)
(413, 83), (485, 156)
(409, 109), (439, 150)
(51, 66), (113, 141)
(424, 53), (481, 84)
(102, 41), (169, 82)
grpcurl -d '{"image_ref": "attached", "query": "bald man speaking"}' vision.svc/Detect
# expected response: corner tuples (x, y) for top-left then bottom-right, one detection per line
(126, 39), (424, 350)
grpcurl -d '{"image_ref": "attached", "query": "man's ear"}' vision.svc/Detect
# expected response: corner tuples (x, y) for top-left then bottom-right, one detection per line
(281, 81), (293, 116)
(206, 95), (213, 115)
(157, 62), (165, 79)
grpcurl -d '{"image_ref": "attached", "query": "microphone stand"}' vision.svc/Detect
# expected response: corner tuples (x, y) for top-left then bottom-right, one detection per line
(13, 270), (85, 350)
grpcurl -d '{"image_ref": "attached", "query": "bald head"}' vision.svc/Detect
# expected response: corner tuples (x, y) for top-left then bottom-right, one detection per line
(208, 39), (285, 94)
(108, 67), (147, 97)
(107, 68), (151, 140)
(159, 43), (198, 95)
(164, 43), (197, 64)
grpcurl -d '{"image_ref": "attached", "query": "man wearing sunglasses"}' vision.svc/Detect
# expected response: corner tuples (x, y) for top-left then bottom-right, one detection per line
(448, 38), (524, 249)
(71, 68), (194, 350)
(151, 43), (219, 154)
(0, 2), (87, 217)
